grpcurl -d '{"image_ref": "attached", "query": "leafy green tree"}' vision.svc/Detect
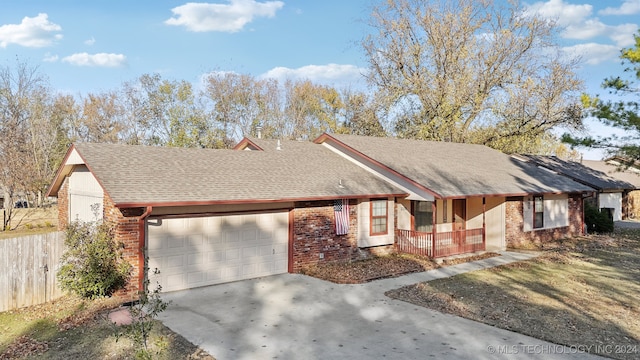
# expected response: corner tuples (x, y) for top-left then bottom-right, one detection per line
(565, 31), (640, 161)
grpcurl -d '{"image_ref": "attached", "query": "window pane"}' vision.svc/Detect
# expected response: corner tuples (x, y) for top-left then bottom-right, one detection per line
(372, 217), (387, 234)
(372, 200), (386, 216)
(415, 201), (433, 232)
(534, 196), (544, 228)
(534, 197), (543, 213)
(534, 212), (544, 228)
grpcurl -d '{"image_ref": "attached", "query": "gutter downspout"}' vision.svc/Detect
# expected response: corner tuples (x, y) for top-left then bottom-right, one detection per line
(138, 206), (153, 293)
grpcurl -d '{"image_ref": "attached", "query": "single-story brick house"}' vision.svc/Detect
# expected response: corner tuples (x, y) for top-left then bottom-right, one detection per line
(517, 155), (636, 222)
(47, 134), (593, 298)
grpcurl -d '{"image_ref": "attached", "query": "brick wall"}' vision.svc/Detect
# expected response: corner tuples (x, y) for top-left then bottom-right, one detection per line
(104, 194), (144, 299)
(624, 190), (640, 220)
(57, 177), (69, 230)
(291, 200), (393, 272)
(506, 194), (583, 248)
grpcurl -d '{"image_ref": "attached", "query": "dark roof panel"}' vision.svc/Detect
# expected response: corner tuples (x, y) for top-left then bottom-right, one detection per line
(521, 155), (635, 191)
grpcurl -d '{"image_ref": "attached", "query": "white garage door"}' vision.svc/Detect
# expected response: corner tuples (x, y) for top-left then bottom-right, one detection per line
(147, 211), (289, 292)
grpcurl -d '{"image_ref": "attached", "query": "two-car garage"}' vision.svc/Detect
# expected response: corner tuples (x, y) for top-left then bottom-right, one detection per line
(147, 211), (289, 292)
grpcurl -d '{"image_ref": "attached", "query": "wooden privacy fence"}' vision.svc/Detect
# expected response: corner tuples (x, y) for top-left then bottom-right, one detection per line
(0, 232), (65, 312)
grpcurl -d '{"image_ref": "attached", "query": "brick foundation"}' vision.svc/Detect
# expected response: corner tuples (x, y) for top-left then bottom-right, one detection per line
(291, 200), (392, 272)
(506, 194), (584, 248)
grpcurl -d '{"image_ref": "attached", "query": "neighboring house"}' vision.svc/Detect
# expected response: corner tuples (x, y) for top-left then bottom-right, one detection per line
(518, 155), (635, 222)
(582, 158), (640, 220)
(47, 135), (594, 298)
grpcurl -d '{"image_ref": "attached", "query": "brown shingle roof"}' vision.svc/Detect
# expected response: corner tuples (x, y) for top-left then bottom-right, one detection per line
(319, 134), (594, 198)
(521, 155), (635, 191)
(582, 160), (640, 189)
(70, 142), (405, 206)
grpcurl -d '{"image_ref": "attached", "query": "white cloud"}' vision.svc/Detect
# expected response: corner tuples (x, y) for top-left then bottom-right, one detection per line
(62, 53), (127, 67)
(165, 0), (284, 32)
(608, 23), (639, 47)
(260, 64), (366, 86)
(564, 21), (638, 47)
(526, 1), (639, 53)
(524, 0), (592, 27)
(600, 0), (640, 16)
(84, 37), (96, 45)
(43, 53), (58, 62)
(563, 18), (607, 40)
(562, 43), (619, 65)
(0, 13), (62, 48)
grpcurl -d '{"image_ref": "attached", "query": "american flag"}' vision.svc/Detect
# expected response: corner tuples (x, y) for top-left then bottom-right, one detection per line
(334, 199), (350, 235)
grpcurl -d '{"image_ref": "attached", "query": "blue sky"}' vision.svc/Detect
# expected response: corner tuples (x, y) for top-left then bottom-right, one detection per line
(1, 0), (639, 158)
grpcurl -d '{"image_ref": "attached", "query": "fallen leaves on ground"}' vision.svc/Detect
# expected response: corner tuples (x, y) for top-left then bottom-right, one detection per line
(301, 252), (500, 284)
(0, 336), (48, 360)
(386, 233), (640, 360)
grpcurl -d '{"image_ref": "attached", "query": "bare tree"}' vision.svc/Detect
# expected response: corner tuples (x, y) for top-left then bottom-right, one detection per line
(341, 90), (387, 137)
(362, 0), (583, 152)
(0, 60), (59, 227)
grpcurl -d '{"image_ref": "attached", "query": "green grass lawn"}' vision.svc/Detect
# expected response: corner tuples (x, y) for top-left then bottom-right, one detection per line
(387, 229), (640, 360)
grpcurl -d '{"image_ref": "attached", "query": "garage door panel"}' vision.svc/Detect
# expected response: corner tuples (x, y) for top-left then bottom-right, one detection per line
(275, 258), (287, 272)
(207, 234), (223, 245)
(186, 234), (204, 249)
(166, 254), (185, 269)
(207, 250), (223, 263)
(225, 248), (240, 260)
(149, 211), (289, 292)
(187, 271), (203, 285)
(242, 228), (258, 241)
(224, 231), (240, 244)
(222, 264), (242, 279)
(165, 273), (185, 289)
(168, 236), (185, 249)
(187, 253), (203, 266)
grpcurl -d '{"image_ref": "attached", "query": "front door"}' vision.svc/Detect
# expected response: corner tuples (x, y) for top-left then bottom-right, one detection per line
(453, 199), (466, 231)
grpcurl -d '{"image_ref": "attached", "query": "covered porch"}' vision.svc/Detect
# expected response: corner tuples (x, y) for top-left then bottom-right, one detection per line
(394, 197), (504, 258)
(395, 228), (484, 258)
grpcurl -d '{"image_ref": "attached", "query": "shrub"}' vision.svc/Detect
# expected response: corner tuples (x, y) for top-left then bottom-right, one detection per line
(584, 202), (614, 234)
(57, 221), (132, 299)
(24, 223), (33, 230)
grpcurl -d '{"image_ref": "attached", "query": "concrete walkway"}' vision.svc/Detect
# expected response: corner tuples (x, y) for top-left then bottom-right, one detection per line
(158, 251), (603, 360)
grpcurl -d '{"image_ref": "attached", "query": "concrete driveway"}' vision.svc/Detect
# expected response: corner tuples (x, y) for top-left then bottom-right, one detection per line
(158, 252), (603, 360)
(615, 220), (640, 229)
